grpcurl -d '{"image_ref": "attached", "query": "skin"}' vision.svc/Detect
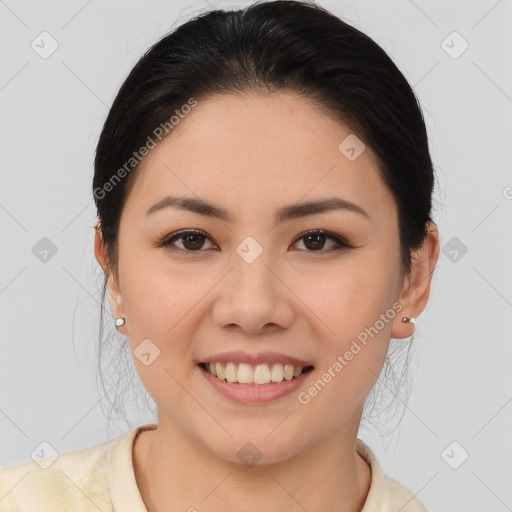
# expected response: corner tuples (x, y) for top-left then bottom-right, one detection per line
(94, 91), (439, 512)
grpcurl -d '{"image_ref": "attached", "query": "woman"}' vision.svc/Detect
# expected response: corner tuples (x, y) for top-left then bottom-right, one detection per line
(0, 1), (439, 510)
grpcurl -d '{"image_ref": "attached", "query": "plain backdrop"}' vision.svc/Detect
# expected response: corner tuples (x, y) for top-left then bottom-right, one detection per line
(1, 1), (511, 510)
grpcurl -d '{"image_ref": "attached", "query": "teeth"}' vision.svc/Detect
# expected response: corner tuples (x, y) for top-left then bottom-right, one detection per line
(204, 362), (309, 385)
(215, 362), (225, 380)
(271, 363), (284, 382)
(254, 364), (271, 384)
(283, 364), (294, 381)
(225, 362), (237, 383)
(237, 363), (253, 384)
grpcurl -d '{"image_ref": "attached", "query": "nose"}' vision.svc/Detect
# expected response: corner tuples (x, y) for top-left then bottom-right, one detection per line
(211, 246), (295, 334)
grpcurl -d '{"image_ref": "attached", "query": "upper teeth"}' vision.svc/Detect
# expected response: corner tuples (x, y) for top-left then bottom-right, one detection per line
(205, 362), (306, 385)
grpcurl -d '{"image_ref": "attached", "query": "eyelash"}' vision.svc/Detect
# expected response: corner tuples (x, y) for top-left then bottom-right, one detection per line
(156, 229), (353, 255)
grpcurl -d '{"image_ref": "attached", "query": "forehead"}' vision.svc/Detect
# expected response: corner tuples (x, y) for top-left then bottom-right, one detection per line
(125, 91), (397, 225)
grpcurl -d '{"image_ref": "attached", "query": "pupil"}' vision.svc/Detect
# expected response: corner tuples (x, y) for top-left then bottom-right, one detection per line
(305, 233), (325, 250)
(184, 234), (204, 250)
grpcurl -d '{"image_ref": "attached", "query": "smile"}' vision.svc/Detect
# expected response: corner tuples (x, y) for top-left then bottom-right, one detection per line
(199, 361), (314, 386)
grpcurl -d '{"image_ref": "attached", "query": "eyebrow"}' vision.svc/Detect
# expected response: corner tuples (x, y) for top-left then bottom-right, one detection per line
(145, 195), (370, 223)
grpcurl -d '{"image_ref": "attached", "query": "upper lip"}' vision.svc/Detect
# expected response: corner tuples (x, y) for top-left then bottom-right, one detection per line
(198, 351), (314, 367)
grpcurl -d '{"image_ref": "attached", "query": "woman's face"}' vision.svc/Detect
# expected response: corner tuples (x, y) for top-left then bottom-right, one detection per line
(97, 91), (424, 463)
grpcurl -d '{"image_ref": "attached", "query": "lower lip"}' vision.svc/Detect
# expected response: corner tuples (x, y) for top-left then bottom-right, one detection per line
(199, 364), (313, 404)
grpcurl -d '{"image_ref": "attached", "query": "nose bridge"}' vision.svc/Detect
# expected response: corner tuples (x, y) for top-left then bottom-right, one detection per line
(231, 235), (278, 299)
(212, 234), (294, 332)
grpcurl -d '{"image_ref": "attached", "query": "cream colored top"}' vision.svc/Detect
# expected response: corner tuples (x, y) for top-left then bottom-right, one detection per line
(0, 423), (428, 511)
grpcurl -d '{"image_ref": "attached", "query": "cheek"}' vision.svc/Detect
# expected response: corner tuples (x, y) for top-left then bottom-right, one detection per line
(297, 254), (398, 401)
(297, 282), (394, 427)
(120, 251), (203, 338)
(119, 254), (228, 388)
(300, 253), (398, 344)
(119, 262), (200, 401)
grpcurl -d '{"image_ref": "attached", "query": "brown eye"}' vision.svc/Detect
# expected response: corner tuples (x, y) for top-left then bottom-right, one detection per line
(159, 230), (215, 252)
(292, 230), (350, 253)
(303, 232), (327, 251)
(180, 233), (206, 250)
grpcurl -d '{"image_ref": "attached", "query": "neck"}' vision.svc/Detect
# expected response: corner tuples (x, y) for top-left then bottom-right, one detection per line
(133, 416), (371, 512)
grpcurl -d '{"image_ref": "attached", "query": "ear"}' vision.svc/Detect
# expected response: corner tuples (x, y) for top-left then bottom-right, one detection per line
(94, 221), (126, 332)
(391, 221), (440, 339)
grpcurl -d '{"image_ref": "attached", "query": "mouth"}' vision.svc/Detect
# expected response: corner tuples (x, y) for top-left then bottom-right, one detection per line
(198, 361), (314, 386)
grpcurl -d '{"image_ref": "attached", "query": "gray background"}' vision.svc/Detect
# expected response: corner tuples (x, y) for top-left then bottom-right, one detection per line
(1, 0), (511, 510)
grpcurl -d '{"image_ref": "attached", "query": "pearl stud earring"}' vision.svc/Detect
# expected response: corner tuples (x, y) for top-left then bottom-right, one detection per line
(115, 317), (125, 330)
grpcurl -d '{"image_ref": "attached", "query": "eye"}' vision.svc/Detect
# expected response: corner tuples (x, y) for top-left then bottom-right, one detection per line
(157, 229), (216, 253)
(157, 228), (352, 254)
(290, 229), (352, 253)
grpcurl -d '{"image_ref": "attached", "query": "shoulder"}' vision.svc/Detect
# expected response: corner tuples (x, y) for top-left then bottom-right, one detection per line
(356, 438), (430, 512)
(383, 475), (429, 511)
(0, 434), (117, 511)
(0, 424), (153, 512)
